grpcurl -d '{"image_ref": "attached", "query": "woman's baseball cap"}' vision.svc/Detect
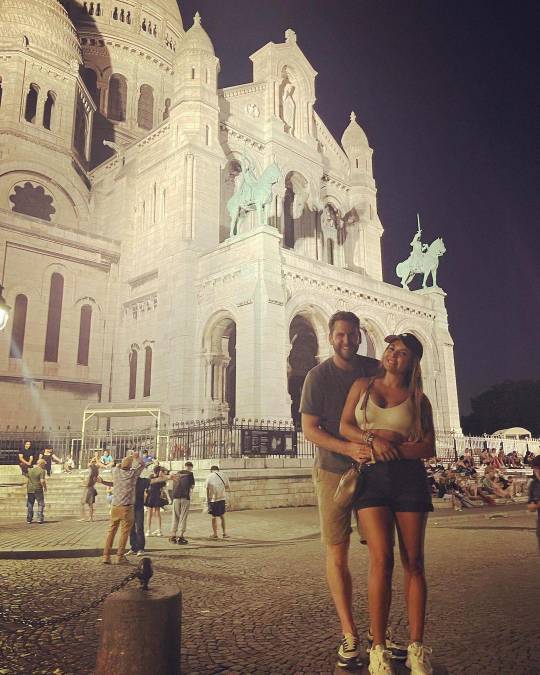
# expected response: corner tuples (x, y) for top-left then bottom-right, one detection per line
(385, 333), (423, 360)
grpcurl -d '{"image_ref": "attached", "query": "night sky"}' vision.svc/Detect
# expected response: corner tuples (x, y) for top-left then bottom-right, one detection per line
(181, 0), (540, 414)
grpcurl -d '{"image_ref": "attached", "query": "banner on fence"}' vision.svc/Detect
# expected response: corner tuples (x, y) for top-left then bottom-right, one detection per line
(240, 429), (297, 457)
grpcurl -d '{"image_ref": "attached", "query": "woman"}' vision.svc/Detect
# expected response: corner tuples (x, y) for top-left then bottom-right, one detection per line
(80, 461), (100, 521)
(340, 333), (435, 675)
(145, 465), (167, 536)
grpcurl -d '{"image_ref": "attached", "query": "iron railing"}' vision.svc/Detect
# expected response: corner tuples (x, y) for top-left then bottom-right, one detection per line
(0, 422), (538, 466)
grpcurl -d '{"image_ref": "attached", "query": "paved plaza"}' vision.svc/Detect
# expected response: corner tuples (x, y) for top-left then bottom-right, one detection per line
(0, 505), (538, 674)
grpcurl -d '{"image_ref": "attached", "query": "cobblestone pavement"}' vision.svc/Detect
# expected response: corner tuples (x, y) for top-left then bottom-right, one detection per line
(0, 507), (538, 674)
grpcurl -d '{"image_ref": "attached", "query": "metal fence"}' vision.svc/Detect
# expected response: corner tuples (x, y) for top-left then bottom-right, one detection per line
(0, 421), (538, 467)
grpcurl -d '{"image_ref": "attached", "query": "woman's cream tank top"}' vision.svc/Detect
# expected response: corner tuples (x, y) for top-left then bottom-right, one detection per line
(355, 391), (415, 438)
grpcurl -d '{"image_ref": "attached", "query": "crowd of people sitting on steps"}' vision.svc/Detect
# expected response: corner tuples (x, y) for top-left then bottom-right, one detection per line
(426, 446), (535, 510)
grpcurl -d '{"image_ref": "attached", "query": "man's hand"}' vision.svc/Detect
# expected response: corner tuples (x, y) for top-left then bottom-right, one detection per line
(372, 437), (400, 462)
(527, 502), (538, 512)
(344, 442), (372, 464)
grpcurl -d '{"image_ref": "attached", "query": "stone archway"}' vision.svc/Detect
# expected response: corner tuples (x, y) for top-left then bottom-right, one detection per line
(288, 314), (319, 427)
(204, 316), (237, 422)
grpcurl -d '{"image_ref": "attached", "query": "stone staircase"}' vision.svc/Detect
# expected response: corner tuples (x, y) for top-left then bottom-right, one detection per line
(0, 469), (205, 521)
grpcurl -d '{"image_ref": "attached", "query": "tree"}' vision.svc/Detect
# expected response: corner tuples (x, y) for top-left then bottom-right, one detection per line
(461, 380), (540, 436)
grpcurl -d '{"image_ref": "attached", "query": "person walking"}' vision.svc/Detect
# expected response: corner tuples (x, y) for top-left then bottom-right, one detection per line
(18, 440), (34, 476)
(169, 461), (195, 544)
(100, 452), (145, 564)
(206, 465), (230, 539)
(26, 458), (47, 524)
(340, 333), (436, 675)
(300, 311), (380, 668)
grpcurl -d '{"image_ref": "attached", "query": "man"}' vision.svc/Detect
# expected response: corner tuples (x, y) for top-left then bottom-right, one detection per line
(26, 458), (47, 524)
(206, 465), (230, 539)
(301, 311), (382, 667)
(18, 440), (34, 476)
(169, 461), (195, 544)
(100, 452), (145, 564)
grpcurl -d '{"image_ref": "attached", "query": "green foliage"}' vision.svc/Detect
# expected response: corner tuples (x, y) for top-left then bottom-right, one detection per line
(461, 380), (540, 436)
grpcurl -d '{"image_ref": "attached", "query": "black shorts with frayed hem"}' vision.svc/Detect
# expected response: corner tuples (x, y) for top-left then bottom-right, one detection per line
(354, 459), (434, 513)
(208, 500), (226, 517)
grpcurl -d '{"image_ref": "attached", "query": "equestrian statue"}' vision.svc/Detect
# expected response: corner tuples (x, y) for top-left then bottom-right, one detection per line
(227, 151), (282, 237)
(396, 221), (446, 290)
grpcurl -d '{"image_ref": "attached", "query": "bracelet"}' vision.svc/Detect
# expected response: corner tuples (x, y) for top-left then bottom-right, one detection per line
(365, 431), (375, 448)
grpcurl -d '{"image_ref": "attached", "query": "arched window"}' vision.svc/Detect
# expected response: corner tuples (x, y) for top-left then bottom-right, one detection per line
(108, 74), (127, 121)
(82, 68), (99, 107)
(74, 100), (87, 158)
(77, 304), (92, 365)
(43, 91), (55, 130)
(44, 273), (64, 362)
(128, 348), (138, 399)
(24, 84), (39, 123)
(9, 294), (28, 358)
(137, 84), (154, 130)
(143, 346), (152, 397)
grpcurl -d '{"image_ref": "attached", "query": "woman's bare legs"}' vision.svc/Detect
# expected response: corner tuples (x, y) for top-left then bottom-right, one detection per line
(394, 512), (428, 643)
(357, 506), (395, 647)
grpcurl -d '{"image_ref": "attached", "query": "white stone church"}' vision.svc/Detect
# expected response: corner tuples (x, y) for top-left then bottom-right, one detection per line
(0, 0), (460, 432)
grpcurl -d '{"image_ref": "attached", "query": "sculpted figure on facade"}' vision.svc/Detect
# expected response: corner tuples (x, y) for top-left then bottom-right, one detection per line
(227, 152), (282, 236)
(282, 82), (296, 136)
(396, 226), (446, 289)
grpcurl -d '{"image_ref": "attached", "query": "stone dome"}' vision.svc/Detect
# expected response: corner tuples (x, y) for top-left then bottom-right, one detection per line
(341, 111), (369, 155)
(179, 12), (215, 55)
(0, 0), (82, 69)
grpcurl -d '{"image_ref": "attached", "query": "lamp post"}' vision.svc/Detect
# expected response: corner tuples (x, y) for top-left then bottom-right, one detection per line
(0, 284), (10, 330)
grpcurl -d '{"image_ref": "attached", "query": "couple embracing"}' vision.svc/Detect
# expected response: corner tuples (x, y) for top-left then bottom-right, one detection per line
(301, 311), (435, 675)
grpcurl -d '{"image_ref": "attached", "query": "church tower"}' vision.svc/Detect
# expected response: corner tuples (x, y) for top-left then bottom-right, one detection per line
(341, 111), (383, 279)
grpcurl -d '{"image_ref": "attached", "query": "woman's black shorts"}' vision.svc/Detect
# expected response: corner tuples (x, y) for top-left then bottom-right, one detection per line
(354, 459), (433, 513)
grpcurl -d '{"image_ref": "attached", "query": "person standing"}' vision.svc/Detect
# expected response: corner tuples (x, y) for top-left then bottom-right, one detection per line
(206, 465), (230, 539)
(170, 461), (195, 544)
(100, 453), (145, 564)
(18, 440), (34, 476)
(80, 461), (100, 521)
(26, 458), (47, 524)
(39, 447), (62, 477)
(527, 455), (540, 553)
(127, 473), (151, 556)
(340, 333), (436, 675)
(300, 311), (380, 668)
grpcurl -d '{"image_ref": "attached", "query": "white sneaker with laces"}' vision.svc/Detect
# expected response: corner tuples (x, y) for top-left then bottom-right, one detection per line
(136, 550), (145, 556)
(406, 642), (433, 675)
(369, 644), (394, 674)
(366, 628), (407, 661)
(145, 530), (150, 537)
(337, 632), (359, 668)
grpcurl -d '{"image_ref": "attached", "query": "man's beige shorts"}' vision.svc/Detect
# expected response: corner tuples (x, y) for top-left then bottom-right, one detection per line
(313, 466), (353, 545)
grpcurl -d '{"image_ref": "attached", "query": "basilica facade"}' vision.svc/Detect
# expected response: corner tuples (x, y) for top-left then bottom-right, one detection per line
(0, 0), (460, 431)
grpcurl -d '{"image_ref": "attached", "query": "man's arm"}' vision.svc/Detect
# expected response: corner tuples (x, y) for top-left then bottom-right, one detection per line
(40, 473), (47, 492)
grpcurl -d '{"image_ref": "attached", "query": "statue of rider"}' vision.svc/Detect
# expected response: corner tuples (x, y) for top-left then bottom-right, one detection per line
(237, 152), (258, 205)
(409, 228), (428, 269)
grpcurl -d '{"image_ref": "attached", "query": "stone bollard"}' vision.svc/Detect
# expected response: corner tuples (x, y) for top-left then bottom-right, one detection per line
(95, 584), (181, 675)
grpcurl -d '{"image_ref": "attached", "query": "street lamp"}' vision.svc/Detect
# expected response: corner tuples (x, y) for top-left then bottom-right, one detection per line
(0, 285), (10, 331)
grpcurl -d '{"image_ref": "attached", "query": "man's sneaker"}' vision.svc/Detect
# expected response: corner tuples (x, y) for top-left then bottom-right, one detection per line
(367, 629), (407, 661)
(125, 549), (135, 556)
(177, 537), (188, 544)
(136, 550), (145, 556)
(169, 536), (177, 544)
(406, 642), (433, 675)
(337, 633), (360, 668)
(368, 645), (394, 674)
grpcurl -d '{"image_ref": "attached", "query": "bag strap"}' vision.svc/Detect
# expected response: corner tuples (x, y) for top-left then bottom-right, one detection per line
(215, 472), (226, 487)
(359, 377), (376, 426)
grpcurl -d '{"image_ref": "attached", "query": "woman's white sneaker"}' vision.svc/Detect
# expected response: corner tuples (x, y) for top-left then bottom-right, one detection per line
(368, 644), (394, 674)
(406, 642), (433, 675)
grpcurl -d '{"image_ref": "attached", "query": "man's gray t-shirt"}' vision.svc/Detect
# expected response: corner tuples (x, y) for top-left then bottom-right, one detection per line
(300, 355), (379, 474)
